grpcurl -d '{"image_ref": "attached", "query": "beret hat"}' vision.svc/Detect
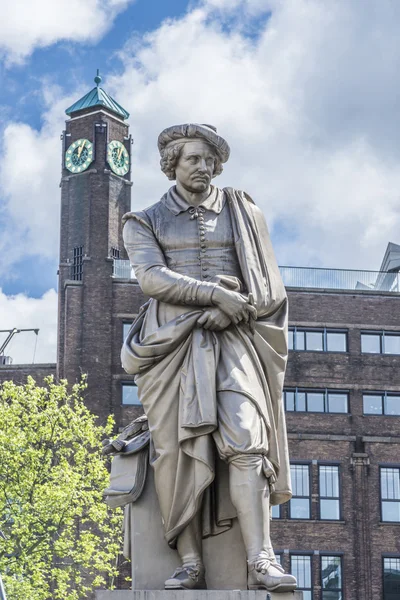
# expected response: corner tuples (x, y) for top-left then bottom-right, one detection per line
(158, 123), (230, 163)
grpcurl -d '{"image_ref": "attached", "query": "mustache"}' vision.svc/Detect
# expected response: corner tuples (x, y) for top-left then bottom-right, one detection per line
(192, 173), (210, 180)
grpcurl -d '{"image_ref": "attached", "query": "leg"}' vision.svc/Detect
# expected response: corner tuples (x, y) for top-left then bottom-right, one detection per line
(164, 504), (206, 590)
(215, 391), (296, 592)
(176, 510), (202, 565)
(228, 453), (270, 563)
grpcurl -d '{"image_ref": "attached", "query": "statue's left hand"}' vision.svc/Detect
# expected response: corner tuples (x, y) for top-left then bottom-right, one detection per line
(197, 307), (231, 331)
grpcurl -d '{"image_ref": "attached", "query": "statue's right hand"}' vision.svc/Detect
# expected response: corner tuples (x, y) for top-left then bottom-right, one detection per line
(212, 287), (257, 326)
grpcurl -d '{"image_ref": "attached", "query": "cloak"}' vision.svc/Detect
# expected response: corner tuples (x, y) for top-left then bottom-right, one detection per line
(121, 187), (291, 547)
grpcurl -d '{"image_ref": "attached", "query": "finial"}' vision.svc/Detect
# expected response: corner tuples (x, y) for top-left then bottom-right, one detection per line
(94, 69), (102, 87)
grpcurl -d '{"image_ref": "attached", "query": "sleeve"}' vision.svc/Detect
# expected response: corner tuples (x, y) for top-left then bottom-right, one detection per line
(123, 214), (217, 306)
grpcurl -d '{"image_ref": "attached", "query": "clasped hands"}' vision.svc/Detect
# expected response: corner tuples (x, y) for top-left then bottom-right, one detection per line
(197, 286), (257, 333)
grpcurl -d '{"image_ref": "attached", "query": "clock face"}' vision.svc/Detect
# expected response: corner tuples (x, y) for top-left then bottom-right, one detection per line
(107, 140), (130, 176)
(65, 138), (93, 173)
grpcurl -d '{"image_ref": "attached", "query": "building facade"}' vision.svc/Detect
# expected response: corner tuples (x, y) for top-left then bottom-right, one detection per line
(1, 79), (399, 600)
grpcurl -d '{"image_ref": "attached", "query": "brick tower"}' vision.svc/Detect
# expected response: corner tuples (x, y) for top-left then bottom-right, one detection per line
(57, 72), (133, 422)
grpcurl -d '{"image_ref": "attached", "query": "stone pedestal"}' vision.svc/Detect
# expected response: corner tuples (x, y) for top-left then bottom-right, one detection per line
(96, 592), (303, 600)
(126, 469), (248, 590)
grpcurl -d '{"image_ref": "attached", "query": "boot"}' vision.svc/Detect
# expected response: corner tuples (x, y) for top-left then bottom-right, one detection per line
(164, 563), (207, 590)
(248, 555), (297, 592)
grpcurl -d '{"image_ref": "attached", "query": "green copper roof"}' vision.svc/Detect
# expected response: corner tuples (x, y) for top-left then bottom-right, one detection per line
(65, 72), (129, 120)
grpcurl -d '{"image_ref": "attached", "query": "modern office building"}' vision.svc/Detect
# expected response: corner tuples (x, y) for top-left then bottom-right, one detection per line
(1, 77), (399, 600)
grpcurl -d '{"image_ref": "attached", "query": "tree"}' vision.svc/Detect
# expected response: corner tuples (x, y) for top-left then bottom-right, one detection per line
(0, 376), (124, 600)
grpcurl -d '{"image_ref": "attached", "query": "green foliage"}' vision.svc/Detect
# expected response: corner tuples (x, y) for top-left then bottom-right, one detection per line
(0, 376), (124, 600)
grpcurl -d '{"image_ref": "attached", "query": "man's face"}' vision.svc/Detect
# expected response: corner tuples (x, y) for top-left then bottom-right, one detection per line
(175, 140), (216, 193)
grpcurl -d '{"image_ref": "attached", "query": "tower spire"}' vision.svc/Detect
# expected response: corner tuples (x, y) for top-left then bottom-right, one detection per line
(94, 69), (102, 87)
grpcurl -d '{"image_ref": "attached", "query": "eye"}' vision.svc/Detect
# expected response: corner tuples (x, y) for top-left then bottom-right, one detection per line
(206, 158), (214, 165)
(187, 155), (199, 164)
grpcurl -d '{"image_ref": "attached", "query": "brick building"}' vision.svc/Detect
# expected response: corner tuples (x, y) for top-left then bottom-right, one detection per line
(1, 77), (399, 600)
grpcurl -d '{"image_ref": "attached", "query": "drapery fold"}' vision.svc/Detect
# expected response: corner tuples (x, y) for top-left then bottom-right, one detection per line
(121, 187), (291, 547)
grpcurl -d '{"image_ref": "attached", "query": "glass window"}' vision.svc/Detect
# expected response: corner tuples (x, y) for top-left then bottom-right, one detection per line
(363, 393), (400, 416)
(385, 396), (400, 416)
(291, 555), (312, 600)
(297, 392), (306, 412)
(289, 327), (348, 352)
(326, 332), (347, 352)
(290, 465), (310, 519)
(285, 390), (295, 412)
(363, 394), (383, 415)
(123, 322), (132, 342)
(307, 392), (325, 412)
(361, 333), (381, 353)
(327, 393), (348, 414)
(284, 389), (349, 414)
(319, 465), (340, 520)
(288, 329), (294, 350)
(384, 334), (400, 355)
(274, 553), (282, 565)
(384, 557), (400, 600)
(321, 556), (343, 600)
(271, 504), (280, 519)
(72, 245), (84, 281)
(122, 383), (140, 405)
(381, 468), (400, 522)
(306, 331), (324, 351)
(295, 330), (305, 350)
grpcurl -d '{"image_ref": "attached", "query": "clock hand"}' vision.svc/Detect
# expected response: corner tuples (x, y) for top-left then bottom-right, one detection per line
(78, 140), (86, 158)
(117, 145), (124, 161)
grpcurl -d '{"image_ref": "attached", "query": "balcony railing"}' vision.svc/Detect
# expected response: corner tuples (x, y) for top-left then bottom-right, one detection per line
(279, 266), (400, 293)
(112, 259), (400, 293)
(112, 259), (136, 279)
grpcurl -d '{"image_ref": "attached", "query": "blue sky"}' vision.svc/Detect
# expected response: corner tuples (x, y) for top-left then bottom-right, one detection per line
(2, 0), (400, 362)
(0, 1), (191, 133)
(0, 0), (192, 298)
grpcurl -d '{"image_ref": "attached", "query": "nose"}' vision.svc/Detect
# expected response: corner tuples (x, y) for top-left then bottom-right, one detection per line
(197, 159), (207, 172)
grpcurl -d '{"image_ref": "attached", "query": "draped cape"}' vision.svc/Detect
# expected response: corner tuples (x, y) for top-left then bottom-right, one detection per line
(121, 187), (291, 547)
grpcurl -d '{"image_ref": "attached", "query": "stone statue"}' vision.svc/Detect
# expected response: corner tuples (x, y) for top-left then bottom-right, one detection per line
(120, 123), (296, 593)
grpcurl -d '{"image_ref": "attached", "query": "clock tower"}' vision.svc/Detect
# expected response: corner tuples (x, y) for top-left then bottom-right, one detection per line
(57, 72), (137, 423)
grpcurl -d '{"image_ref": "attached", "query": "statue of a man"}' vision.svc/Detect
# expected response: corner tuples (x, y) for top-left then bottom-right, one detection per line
(121, 124), (296, 593)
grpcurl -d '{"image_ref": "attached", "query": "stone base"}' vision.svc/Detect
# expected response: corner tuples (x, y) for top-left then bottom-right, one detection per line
(96, 591), (303, 600)
(126, 469), (248, 590)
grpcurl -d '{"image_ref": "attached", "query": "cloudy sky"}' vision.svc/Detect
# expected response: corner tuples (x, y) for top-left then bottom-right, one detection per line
(1, 0), (400, 363)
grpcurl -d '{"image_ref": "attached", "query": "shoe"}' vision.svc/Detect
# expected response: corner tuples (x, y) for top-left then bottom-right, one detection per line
(248, 557), (297, 592)
(165, 563), (207, 590)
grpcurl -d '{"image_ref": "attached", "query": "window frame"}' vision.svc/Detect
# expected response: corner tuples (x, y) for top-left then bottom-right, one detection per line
(382, 555), (400, 600)
(288, 327), (348, 353)
(363, 392), (400, 416)
(361, 330), (400, 355)
(271, 503), (281, 519)
(284, 388), (349, 415)
(121, 381), (140, 406)
(320, 554), (344, 600)
(289, 462), (312, 520)
(318, 463), (342, 521)
(72, 245), (84, 281)
(380, 465), (400, 523)
(290, 553), (313, 600)
(122, 320), (133, 343)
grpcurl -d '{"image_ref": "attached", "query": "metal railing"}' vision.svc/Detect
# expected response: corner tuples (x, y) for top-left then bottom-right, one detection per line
(112, 259), (400, 293)
(112, 259), (136, 280)
(279, 266), (400, 293)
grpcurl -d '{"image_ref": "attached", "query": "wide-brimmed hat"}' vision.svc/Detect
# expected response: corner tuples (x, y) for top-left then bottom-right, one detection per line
(157, 123), (230, 163)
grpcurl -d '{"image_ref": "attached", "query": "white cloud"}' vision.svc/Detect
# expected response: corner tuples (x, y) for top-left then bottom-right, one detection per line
(0, 86), (83, 274)
(0, 0), (136, 64)
(109, 0), (400, 269)
(3, 0), (400, 274)
(0, 289), (57, 364)
(3, 0), (400, 359)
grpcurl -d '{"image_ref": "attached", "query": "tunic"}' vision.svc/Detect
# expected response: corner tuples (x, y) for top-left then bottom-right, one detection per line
(121, 186), (291, 547)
